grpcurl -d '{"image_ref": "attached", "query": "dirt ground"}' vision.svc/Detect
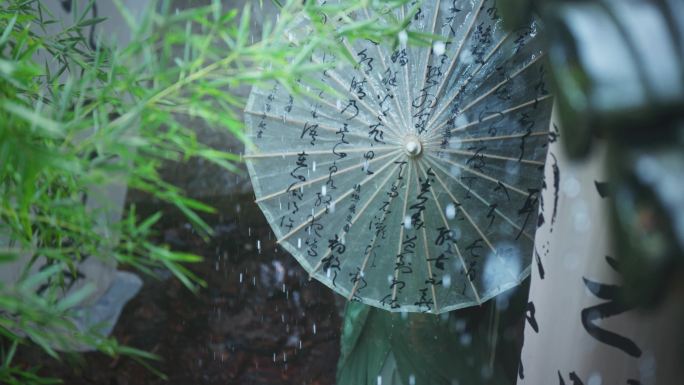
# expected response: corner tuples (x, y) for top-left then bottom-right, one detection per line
(15, 194), (342, 385)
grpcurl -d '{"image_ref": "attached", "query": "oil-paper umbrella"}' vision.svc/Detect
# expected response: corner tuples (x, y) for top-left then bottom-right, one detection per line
(244, 0), (553, 313)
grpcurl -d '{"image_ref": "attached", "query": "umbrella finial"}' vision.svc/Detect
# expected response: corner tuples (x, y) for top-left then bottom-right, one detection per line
(404, 135), (423, 158)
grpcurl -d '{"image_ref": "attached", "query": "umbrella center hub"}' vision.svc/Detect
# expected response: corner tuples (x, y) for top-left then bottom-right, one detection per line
(403, 136), (423, 158)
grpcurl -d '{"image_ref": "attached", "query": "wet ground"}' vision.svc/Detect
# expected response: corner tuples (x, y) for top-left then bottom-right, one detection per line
(16, 193), (342, 385)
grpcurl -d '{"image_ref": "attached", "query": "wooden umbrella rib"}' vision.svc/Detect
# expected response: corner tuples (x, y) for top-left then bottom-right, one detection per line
(391, 160), (414, 304)
(309, 156), (405, 277)
(454, 53), (546, 118)
(277, 152), (403, 245)
(429, 0), (487, 110)
(446, 130), (548, 144)
(430, 148), (545, 166)
(426, 153), (528, 196)
(415, 161), (481, 303)
(413, 0), (442, 136)
(414, 160), (440, 312)
(244, 108), (378, 143)
(398, 5), (413, 135)
(425, 155), (534, 241)
(255, 149), (400, 203)
(361, 7), (411, 134)
(424, 158), (496, 254)
(426, 31), (511, 132)
(244, 145), (395, 159)
(424, 157), (519, 282)
(426, 93), (553, 143)
(423, 130), (548, 148)
(338, 39), (405, 136)
(346, 161), (407, 300)
(311, 56), (404, 141)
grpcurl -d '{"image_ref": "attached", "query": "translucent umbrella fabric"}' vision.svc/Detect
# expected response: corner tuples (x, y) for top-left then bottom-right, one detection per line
(244, 0), (552, 313)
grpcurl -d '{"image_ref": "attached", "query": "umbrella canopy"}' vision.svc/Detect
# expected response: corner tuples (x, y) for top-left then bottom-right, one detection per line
(244, 0), (552, 313)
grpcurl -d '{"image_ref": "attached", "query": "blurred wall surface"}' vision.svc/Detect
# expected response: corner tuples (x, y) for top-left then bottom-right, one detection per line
(517, 107), (684, 385)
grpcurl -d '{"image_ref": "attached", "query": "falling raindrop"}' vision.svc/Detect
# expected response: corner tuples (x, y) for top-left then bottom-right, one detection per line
(409, 374), (416, 385)
(297, 238), (302, 248)
(377, 375), (383, 385)
(321, 185), (327, 196)
(460, 333), (472, 346)
(587, 373), (602, 385)
(313, 323), (317, 335)
(313, 161), (317, 172)
(239, 273), (243, 283)
(257, 240), (261, 254)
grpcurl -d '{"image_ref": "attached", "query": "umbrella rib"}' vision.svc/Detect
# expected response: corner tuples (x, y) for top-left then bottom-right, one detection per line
(453, 53), (546, 119)
(415, 160), (482, 304)
(427, 0), (487, 118)
(361, 7), (412, 134)
(433, 130), (548, 145)
(277, 152), (403, 245)
(311, 56), (404, 141)
(413, 160), (440, 312)
(423, 130), (548, 148)
(412, 0), (441, 137)
(309, 157), (399, 278)
(391, 160), (414, 305)
(422, 157), (519, 282)
(425, 153), (528, 196)
(255, 149), (400, 203)
(339, 39), (406, 136)
(346, 161), (407, 300)
(244, 146), (396, 159)
(425, 155), (534, 241)
(426, 93), (553, 143)
(399, 5), (413, 135)
(243, 108), (389, 143)
(422, 147), (545, 166)
(426, 30), (511, 133)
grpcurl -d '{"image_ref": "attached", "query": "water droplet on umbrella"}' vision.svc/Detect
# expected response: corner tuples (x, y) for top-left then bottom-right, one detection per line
(321, 185), (327, 196)
(398, 30), (408, 45)
(403, 215), (412, 229)
(445, 203), (456, 219)
(433, 41), (446, 55)
(443, 274), (452, 288)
